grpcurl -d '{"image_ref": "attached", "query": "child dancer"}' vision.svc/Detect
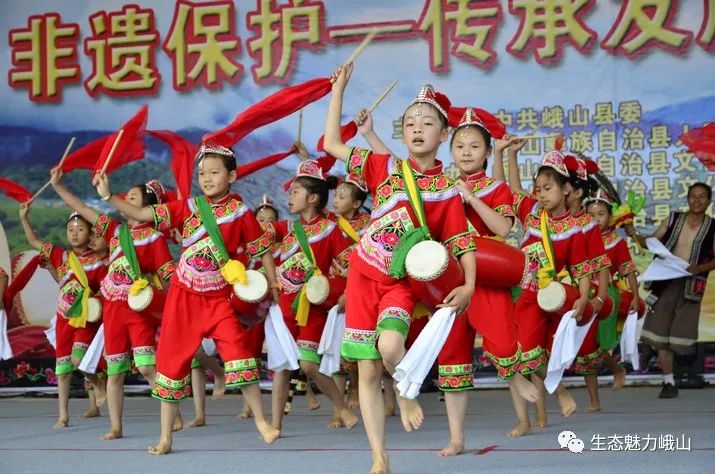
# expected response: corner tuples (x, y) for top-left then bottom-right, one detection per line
(268, 160), (358, 432)
(94, 144), (280, 454)
(324, 63), (476, 474)
(503, 142), (594, 431)
(50, 169), (177, 439)
(19, 203), (107, 428)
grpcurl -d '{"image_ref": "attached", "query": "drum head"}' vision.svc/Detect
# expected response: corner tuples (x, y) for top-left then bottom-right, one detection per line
(86, 297), (103, 323)
(233, 270), (269, 303)
(405, 240), (448, 281)
(536, 281), (566, 313)
(306, 274), (330, 305)
(128, 286), (154, 312)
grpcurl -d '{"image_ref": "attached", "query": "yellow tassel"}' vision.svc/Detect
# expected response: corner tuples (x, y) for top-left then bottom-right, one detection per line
(221, 259), (247, 285)
(295, 287), (310, 327)
(129, 277), (150, 296)
(152, 273), (164, 290)
(68, 291), (89, 329)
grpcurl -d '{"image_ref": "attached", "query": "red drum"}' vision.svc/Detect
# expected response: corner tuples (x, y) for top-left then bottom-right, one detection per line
(589, 283), (615, 322)
(473, 237), (527, 288)
(231, 270), (270, 326)
(537, 281), (593, 326)
(617, 290), (645, 320)
(405, 240), (464, 311)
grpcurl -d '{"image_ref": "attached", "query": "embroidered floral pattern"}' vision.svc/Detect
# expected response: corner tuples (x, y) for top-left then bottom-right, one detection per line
(55, 356), (74, 376)
(617, 260), (638, 279)
(224, 358), (259, 387)
(519, 346), (548, 375)
(574, 347), (606, 375)
(93, 214), (111, 237)
(438, 364), (473, 391)
(151, 204), (171, 232)
(590, 253), (612, 273)
(445, 231), (477, 258)
(152, 372), (192, 402)
(483, 344), (522, 380)
(347, 147), (370, 180)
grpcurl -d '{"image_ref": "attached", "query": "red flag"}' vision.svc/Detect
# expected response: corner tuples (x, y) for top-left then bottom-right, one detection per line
(316, 121), (358, 152)
(203, 78), (332, 148)
(447, 106), (506, 139)
(3, 255), (40, 311)
(93, 105), (149, 175)
(680, 123), (715, 171)
(148, 130), (199, 200)
(0, 177), (32, 202)
(236, 147), (297, 180)
(61, 135), (111, 172)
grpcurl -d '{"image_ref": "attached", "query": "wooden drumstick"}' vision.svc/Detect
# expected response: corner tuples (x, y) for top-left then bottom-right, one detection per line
(345, 27), (378, 65)
(99, 129), (125, 176)
(297, 109), (303, 143)
(29, 137), (76, 202)
(369, 80), (398, 113)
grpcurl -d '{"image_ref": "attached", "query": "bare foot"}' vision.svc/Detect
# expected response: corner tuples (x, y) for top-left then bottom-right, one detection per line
(370, 451), (390, 474)
(236, 407), (253, 420)
(556, 389), (577, 417)
(172, 411), (184, 432)
(307, 393), (321, 411)
(212, 376), (226, 400)
(437, 440), (464, 457)
(587, 403), (601, 413)
(327, 410), (344, 429)
(511, 374), (539, 403)
(147, 438), (172, 455)
(507, 421), (531, 438)
(396, 396), (423, 432)
(187, 417), (206, 428)
(534, 410), (547, 429)
(612, 366), (626, 391)
(102, 429), (123, 440)
(256, 419), (280, 444)
(347, 387), (359, 410)
(53, 417), (69, 429)
(82, 406), (100, 418)
(339, 407), (359, 430)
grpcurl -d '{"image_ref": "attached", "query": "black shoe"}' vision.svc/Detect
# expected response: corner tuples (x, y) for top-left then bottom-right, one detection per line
(659, 382), (679, 399)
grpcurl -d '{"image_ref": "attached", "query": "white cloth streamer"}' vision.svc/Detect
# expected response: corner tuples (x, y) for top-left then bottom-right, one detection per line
(78, 324), (104, 373)
(201, 338), (217, 356)
(318, 305), (344, 376)
(393, 307), (456, 400)
(0, 309), (13, 360)
(638, 238), (691, 282)
(44, 315), (57, 350)
(620, 311), (645, 371)
(265, 304), (300, 372)
(544, 311), (594, 393)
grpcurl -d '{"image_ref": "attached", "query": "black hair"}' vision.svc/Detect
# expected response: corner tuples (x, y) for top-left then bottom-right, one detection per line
(535, 166), (569, 187)
(342, 181), (368, 207)
(449, 125), (493, 171)
(295, 175), (335, 211)
(131, 183), (159, 207)
(256, 205), (279, 220)
(568, 170), (596, 203)
(198, 152), (237, 173)
(401, 103), (449, 130)
(688, 182), (712, 201)
(586, 198), (613, 215)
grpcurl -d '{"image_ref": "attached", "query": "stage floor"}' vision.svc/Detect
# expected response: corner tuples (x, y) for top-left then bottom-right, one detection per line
(0, 386), (713, 473)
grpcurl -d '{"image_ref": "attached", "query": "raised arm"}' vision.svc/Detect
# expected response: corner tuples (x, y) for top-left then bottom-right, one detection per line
(624, 217), (666, 249)
(50, 168), (100, 225)
(455, 179), (512, 238)
(18, 203), (43, 251)
(93, 172), (154, 223)
(355, 108), (396, 156)
(491, 134), (513, 183)
(506, 139), (527, 195)
(323, 64), (354, 163)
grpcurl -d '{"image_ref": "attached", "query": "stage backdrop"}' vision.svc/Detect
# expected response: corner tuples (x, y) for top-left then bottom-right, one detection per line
(1, 0), (714, 383)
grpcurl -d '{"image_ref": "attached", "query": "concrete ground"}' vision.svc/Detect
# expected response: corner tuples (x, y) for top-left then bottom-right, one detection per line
(0, 386), (713, 473)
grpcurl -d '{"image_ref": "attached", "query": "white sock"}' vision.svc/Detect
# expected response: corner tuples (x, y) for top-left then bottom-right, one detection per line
(663, 373), (675, 385)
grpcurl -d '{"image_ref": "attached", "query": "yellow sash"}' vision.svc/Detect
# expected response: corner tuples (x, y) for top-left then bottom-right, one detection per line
(67, 252), (91, 329)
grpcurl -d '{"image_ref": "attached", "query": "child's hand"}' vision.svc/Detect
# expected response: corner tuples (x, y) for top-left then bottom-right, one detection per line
(293, 141), (309, 161)
(571, 296), (590, 322)
(590, 296), (604, 314)
(355, 108), (373, 134)
(93, 172), (111, 199)
(494, 133), (516, 154)
(454, 179), (472, 203)
(49, 167), (63, 187)
(18, 202), (31, 219)
(508, 137), (526, 152)
(629, 296), (641, 315)
(330, 63), (353, 93)
(437, 284), (474, 315)
(337, 294), (346, 313)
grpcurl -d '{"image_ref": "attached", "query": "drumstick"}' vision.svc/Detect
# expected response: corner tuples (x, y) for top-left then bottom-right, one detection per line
(297, 110), (303, 143)
(99, 129), (125, 176)
(519, 134), (552, 140)
(29, 137), (76, 202)
(369, 80), (398, 113)
(345, 27), (378, 65)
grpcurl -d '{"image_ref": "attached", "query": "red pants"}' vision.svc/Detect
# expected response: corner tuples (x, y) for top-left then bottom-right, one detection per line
(241, 321), (265, 360)
(514, 291), (550, 375)
(55, 314), (101, 376)
(103, 300), (158, 376)
(152, 285), (259, 402)
(342, 265), (415, 361)
(438, 285), (520, 391)
(574, 321), (606, 375)
(279, 293), (327, 365)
